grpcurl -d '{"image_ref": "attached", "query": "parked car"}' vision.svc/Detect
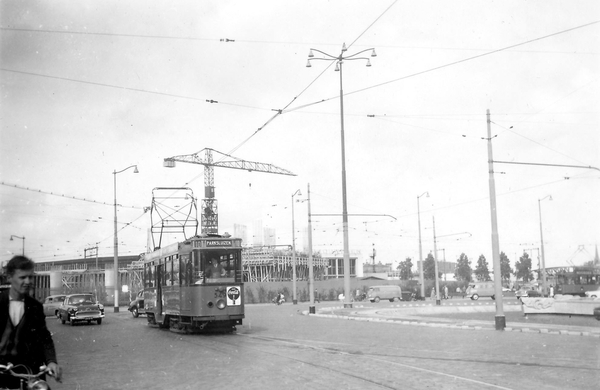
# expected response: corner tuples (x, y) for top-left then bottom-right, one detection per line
(584, 288), (600, 298)
(516, 285), (542, 300)
(42, 294), (66, 317)
(128, 289), (146, 318)
(58, 293), (105, 326)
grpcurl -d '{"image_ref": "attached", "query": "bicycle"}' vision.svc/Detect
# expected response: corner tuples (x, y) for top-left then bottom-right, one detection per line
(0, 363), (57, 390)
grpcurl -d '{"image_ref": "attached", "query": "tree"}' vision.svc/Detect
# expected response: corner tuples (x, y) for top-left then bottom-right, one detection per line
(423, 252), (442, 280)
(514, 252), (533, 282)
(500, 252), (512, 284)
(474, 254), (491, 281)
(397, 257), (413, 280)
(454, 253), (472, 282)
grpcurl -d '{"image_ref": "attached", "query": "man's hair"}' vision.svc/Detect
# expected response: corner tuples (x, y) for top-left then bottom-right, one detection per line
(6, 255), (35, 276)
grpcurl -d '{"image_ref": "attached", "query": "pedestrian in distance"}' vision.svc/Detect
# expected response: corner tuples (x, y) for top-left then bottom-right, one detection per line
(430, 287), (436, 300)
(0, 256), (62, 388)
(443, 285), (449, 300)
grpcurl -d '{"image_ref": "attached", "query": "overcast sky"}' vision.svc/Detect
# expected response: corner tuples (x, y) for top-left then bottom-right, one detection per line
(1, 1), (598, 272)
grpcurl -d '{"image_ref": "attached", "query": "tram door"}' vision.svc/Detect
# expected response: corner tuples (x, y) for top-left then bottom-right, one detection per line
(156, 264), (163, 316)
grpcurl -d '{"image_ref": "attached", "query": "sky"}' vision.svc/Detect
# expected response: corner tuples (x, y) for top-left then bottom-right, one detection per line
(1, 1), (599, 274)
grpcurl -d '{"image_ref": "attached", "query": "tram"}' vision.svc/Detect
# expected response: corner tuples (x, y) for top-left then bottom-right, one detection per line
(142, 233), (244, 333)
(551, 266), (600, 296)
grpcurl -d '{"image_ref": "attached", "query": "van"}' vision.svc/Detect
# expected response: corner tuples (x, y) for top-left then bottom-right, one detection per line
(367, 285), (402, 303)
(465, 282), (497, 300)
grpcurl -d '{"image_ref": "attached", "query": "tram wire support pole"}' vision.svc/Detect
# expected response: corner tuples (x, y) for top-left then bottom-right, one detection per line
(417, 192), (429, 299)
(291, 189), (302, 305)
(307, 44), (376, 309)
(486, 109), (505, 330)
(113, 164), (139, 313)
(538, 195), (552, 296)
(432, 217), (441, 306)
(307, 183), (315, 314)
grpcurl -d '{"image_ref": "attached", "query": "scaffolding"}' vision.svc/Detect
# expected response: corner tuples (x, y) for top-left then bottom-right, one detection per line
(242, 248), (328, 282)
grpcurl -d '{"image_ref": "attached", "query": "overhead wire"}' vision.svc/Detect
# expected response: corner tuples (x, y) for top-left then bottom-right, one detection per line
(282, 20), (600, 113)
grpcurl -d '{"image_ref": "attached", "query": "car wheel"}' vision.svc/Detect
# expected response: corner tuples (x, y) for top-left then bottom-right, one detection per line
(60, 314), (66, 325)
(69, 316), (75, 326)
(131, 307), (139, 318)
(491, 295), (495, 300)
(97, 319), (102, 325)
(374, 297), (380, 303)
(55, 310), (60, 319)
(472, 294), (479, 300)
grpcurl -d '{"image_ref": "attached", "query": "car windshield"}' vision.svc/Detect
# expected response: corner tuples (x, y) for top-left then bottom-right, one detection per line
(69, 295), (95, 305)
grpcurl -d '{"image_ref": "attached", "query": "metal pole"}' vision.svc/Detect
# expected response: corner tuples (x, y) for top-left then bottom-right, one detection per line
(291, 190), (300, 305)
(307, 183), (315, 314)
(417, 193), (427, 299)
(339, 59), (352, 310)
(486, 109), (505, 330)
(113, 170), (119, 313)
(432, 216), (441, 306)
(538, 197), (550, 296)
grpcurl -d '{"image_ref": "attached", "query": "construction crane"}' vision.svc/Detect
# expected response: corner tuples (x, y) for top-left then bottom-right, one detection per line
(164, 148), (296, 235)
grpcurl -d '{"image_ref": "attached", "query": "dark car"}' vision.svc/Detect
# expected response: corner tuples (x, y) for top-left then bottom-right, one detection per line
(516, 285), (542, 300)
(58, 293), (105, 326)
(128, 290), (146, 318)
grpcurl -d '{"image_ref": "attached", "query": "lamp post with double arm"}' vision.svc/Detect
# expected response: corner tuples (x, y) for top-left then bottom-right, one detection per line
(307, 43), (376, 308)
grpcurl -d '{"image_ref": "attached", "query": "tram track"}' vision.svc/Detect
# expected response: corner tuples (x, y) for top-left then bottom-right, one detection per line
(165, 330), (531, 390)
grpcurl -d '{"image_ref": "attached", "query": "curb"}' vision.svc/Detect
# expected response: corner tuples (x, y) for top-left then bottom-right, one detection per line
(302, 306), (600, 338)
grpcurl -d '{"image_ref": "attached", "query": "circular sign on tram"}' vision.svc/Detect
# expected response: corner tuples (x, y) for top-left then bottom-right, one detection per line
(227, 286), (241, 305)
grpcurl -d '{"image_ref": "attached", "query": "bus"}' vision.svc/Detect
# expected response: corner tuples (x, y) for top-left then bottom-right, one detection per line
(142, 233), (244, 333)
(550, 266), (600, 296)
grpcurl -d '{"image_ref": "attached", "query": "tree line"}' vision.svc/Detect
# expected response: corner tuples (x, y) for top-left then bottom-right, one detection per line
(396, 251), (537, 285)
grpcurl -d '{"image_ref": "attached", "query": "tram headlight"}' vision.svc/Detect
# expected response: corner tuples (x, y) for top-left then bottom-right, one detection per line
(216, 299), (227, 310)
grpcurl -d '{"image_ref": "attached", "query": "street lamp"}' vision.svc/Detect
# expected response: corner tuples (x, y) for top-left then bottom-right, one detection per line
(113, 164), (139, 312)
(291, 189), (302, 305)
(417, 192), (429, 299)
(9, 235), (25, 255)
(307, 43), (376, 309)
(538, 195), (552, 296)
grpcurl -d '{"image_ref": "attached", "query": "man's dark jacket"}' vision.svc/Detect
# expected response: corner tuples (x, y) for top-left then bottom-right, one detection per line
(0, 289), (57, 368)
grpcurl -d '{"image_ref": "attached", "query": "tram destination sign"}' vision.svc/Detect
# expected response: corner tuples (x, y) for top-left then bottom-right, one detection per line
(193, 239), (241, 248)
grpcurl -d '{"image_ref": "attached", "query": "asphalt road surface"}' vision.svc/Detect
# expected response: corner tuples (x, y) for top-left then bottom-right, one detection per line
(43, 302), (598, 390)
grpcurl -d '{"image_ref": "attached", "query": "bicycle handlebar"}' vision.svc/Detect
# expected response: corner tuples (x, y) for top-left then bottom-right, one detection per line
(0, 363), (52, 379)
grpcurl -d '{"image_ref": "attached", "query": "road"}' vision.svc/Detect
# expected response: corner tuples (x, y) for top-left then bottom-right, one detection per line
(45, 301), (598, 390)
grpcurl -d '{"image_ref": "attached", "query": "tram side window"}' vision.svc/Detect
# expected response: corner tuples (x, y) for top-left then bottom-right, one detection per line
(172, 255), (180, 286)
(182, 255), (193, 286)
(145, 263), (154, 287)
(164, 258), (172, 286)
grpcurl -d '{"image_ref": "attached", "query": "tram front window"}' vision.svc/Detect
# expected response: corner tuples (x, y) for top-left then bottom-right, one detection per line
(196, 253), (237, 284)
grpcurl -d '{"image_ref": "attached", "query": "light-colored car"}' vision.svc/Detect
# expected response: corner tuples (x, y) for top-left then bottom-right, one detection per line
(367, 285), (402, 303)
(58, 293), (105, 326)
(584, 288), (600, 298)
(42, 294), (66, 317)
